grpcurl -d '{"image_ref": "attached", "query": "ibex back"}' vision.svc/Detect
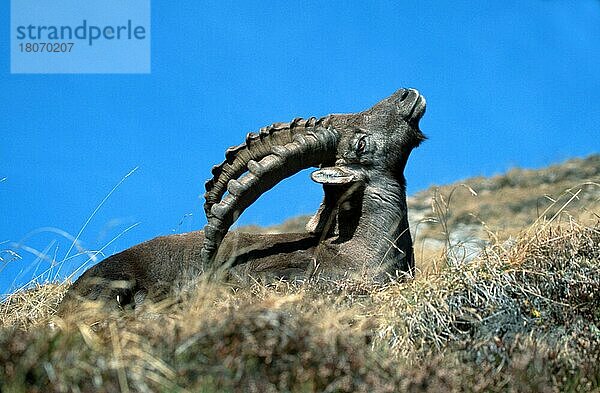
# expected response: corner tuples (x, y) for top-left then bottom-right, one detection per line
(59, 88), (426, 311)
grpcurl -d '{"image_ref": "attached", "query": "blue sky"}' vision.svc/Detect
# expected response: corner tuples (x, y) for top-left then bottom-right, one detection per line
(1, 1), (599, 294)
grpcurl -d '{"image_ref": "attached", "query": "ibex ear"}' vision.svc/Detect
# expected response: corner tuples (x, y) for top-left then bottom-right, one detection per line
(310, 167), (362, 184)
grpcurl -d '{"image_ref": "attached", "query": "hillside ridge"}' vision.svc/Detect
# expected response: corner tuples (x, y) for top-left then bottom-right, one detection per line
(239, 154), (599, 238)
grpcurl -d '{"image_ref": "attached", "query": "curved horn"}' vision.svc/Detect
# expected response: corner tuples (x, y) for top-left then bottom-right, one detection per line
(201, 125), (339, 267)
(204, 117), (325, 218)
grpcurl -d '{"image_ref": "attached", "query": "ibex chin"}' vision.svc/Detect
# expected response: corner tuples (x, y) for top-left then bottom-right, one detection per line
(59, 88), (426, 311)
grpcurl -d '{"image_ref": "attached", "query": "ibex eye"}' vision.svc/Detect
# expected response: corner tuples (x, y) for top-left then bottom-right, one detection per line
(356, 137), (367, 154)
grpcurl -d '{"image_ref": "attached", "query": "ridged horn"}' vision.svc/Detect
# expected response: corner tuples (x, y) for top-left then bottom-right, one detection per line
(204, 117), (324, 218)
(200, 125), (339, 267)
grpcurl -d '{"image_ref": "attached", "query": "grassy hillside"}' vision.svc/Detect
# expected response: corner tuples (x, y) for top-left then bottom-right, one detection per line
(408, 154), (599, 237)
(1, 155), (599, 392)
(240, 154), (599, 271)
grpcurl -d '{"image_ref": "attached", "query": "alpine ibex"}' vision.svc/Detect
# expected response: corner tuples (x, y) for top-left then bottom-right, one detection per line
(59, 88), (426, 310)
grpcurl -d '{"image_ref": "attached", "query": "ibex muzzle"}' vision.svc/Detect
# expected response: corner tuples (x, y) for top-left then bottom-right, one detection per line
(59, 88), (426, 312)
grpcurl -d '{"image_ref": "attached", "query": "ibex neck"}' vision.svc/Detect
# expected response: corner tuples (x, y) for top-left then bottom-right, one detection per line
(333, 180), (414, 279)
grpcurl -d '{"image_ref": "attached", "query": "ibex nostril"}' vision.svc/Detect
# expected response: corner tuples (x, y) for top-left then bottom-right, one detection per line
(400, 89), (410, 101)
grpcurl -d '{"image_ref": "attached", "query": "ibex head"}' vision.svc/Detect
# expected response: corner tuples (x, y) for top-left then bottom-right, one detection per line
(312, 88), (426, 188)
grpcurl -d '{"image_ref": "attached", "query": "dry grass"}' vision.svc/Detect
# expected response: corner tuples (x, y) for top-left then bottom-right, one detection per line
(0, 283), (69, 330)
(1, 155), (599, 392)
(409, 154), (600, 243)
(1, 215), (599, 392)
